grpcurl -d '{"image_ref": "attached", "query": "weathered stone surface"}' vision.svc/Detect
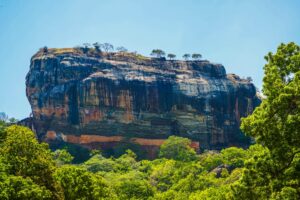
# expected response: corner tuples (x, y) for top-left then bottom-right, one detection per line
(25, 48), (260, 151)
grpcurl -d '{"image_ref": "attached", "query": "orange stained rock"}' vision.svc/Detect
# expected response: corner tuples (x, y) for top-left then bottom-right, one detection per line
(89, 82), (97, 96)
(61, 134), (200, 151)
(63, 134), (123, 144)
(121, 111), (134, 123)
(130, 138), (165, 146)
(35, 106), (68, 118)
(81, 109), (104, 124)
(46, 131), (57, 140)
(64, 135), (81, 143)
(190, 141), (200, 150)
(80, 135), (123, 144)
(117, 90), (132, 110)
(98, 84), (112, 106)
(117, 90), (134, 123)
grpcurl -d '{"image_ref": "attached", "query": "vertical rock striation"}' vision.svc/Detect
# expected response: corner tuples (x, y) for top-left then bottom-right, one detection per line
(25, 48), (260, 152)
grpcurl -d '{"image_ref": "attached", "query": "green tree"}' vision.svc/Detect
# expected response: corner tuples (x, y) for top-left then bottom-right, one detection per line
(189, 186), (231, 200)
(167, 53), (176, 60)
(192, 53), (202, 60)
(114, 149), (139, 172)
(220, 147), (248, 168)
(199, 151), (223, 171)
(43, 46), (48, 53)
(0, 120), (7, 144)
(159, 136), (197, 162)
(112, 140), (147, 160)
(0, 125), (62, 199)
(113, 172), (154, 200)
(183, 53), (191, 60)
(150, 159), (178, 192)
(246, 76), (253, 82)
(52, 149), (74, 166)
(0, 175), (52, 200)
(0, 112), (8, 121)
(232, 42), (300, 199)
(82, 43), (91, 53)
(83, 154), (118, 173)
(150, 49), (166, 58)
(101, 43), (114, 52)
(92, 42), (101, 52)
(54, 166), (116, 200)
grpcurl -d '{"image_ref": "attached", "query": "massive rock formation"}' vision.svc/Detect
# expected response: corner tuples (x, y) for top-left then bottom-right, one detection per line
(25, 48), (260, 154)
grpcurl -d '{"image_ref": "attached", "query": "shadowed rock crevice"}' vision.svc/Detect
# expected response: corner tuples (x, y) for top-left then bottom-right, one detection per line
(25, 48), (261, 151)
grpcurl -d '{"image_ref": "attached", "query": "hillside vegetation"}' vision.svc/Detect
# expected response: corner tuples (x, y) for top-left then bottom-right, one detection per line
(0, 42), (299, 199)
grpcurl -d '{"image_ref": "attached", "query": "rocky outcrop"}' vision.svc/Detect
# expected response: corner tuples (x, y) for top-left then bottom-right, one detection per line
(25, 48), (260, 152)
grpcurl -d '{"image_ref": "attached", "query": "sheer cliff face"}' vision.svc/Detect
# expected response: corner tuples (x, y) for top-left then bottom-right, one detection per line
(26, 48), (260, 150)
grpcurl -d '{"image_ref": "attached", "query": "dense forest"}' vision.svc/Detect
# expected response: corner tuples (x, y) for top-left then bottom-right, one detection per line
(0, 42), (299, 199)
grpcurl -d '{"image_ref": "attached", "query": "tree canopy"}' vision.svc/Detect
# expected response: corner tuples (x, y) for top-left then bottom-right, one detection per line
(159, 136), (197, 162)
(167, 53), (176, 60)
(1, 42), (300, 199)
(232, 42), (300, 199)
(183, 53), (191, 60)
(192, 53), (202, 60)
(150, 49), (166, 58)
(101, 43), (114, 52)
(0, 125), (62, 199)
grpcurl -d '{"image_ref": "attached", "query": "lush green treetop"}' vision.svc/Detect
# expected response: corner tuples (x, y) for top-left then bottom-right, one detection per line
(2, 43), (300, 199)
(150, 49), (166, 58)
(233, 42), (300, 199)
(159, 136), (197, 162)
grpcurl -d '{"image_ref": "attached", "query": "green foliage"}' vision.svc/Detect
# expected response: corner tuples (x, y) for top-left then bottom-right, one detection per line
(4, 45), (300, 200)
(150, 49), (166, 58)
(83, 149), (139, 174)
(167, 53), (176, 60)
(52, 149), (74, 165)
(221, 147), (249, 168)
(0, 112), (8, 121)
(101, 43), (114, 52)
(0, 175), (52, 200)
(232, 42), (300, 199)
(150, 159), (178, 191)
(0, 125), (62, 199)
(0, 113), (18, 144)
(112, 140), (147, 160)
(189, 186), (231, 200)
(84, 154), (118, 173)
(0, 125), (254, 199)
(54, 166), (115, 200)
(92, 42), (101, 52)
(192, 53), (202, 60)
(182, 53), (191, 60)
(82, 43), (91, 53)
(159, 136), (197, 162)
(50, 142), (91, 163)
(112, 171), (155, 200)
(199, 151), (223, 171)
(135, 53), (148, 61)
(0, 120), (7, 144)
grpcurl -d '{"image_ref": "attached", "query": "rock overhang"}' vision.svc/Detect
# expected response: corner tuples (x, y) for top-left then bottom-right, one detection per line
(25, 48), (261, 154)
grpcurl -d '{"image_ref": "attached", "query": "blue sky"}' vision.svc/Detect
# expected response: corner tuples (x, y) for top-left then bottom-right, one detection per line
(0, 0), (300, 119)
